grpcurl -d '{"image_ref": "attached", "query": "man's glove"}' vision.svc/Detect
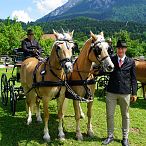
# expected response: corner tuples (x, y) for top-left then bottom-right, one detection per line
(130, 95), (137, 103)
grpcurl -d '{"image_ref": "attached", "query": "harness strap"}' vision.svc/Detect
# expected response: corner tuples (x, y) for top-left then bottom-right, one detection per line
(41, 57), (49, 81)
(33, 61), (43, 83)
(67, 79), (96, 86)
(50, 68), (62, 81)
(32, 81), (64, 87)
(75, 62), (94, 100)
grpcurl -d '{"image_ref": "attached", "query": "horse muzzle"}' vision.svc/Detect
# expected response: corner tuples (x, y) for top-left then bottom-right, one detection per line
(103, 57), (114, 72)
(64, 62), (73, 74)
(106, 65), (114, 72)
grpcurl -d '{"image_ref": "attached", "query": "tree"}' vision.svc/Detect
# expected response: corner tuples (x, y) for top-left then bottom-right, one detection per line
(40, 39), (54, 56)
(27, 25), (43, 41)
(0, 17), (25, 55)
(113, 30), (145, 57)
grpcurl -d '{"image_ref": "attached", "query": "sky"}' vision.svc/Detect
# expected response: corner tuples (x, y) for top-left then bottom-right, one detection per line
(0, 0), (68, 23)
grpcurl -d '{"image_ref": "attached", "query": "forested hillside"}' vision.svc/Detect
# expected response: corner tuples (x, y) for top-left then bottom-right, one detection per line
(0, 18), (146, 58)
(35, 17), (146, 41)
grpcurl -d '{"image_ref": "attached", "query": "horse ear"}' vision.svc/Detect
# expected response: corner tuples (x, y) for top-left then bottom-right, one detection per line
(70, 30), (74, 37)
(100, 31), (104, 36)
(53, 29), (58, 38)
(90, 31), (97, 41)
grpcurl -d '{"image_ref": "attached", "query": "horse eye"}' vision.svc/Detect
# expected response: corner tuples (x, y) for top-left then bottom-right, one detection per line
(56, 46), (60, 50)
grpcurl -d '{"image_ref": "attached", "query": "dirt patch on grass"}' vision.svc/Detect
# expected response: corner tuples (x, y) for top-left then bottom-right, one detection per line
(130, 127), (140, 134)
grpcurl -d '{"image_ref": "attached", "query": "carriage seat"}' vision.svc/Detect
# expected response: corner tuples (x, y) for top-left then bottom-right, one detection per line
(13, 48), (24, 65)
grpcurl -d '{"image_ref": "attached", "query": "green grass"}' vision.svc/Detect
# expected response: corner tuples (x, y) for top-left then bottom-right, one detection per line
(0, 68), (146, 146)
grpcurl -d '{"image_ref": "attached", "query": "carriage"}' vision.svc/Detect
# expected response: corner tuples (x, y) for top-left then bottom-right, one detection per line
(96, 75), (109, 97)
(1, 48), (25, 116)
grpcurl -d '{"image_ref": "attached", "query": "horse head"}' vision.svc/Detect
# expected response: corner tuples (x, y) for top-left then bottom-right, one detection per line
(52, 30), (75, 74)
(89, 31), (114, 72)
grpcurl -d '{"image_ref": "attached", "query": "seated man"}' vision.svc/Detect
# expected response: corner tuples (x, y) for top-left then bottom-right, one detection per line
(21, 29), (42, 59)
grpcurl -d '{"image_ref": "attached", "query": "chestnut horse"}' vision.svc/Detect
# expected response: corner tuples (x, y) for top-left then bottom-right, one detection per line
(20, 30), (74, 141)
(135, 59), (146, 99)
(58, 31), (114, 140)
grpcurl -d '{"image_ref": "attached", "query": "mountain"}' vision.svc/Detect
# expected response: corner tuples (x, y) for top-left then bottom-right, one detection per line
(36, 0), (146, 23)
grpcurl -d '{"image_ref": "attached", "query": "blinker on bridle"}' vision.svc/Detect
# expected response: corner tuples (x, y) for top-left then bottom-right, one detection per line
(55, 39), (74, 68)
(90, 40), (109, 62)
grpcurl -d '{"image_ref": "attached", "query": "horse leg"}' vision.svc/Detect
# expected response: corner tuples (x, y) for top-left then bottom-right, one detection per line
(87, 101), (94, 137)
(143, 85), (146, 100)
(22, 85), (32, 125)
(57, 97), (66, 140)
(26, 95), (33, 125)
(27, 90), (38, 125)
(143, 84), (146, 100)
(73, 100), (83, 140)
(57, 87), (66, 140)
(42, 97), (50, 141)
(79, 103), (85, 119)
(36, 97), (42, 123)
(26, 101), (32, 125)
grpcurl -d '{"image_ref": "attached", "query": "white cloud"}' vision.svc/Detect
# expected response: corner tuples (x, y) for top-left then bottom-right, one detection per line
(11, 10), (32, 23)
(33, 0), (68, 14)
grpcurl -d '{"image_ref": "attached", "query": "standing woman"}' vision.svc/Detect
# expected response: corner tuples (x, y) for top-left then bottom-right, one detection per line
(102, 40), (137, 146)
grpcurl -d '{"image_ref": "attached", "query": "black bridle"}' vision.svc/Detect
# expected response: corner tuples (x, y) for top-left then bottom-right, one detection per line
(90, 40), (109, 63)
(67, 40), (110, 102)
(55, 39), (74, 69)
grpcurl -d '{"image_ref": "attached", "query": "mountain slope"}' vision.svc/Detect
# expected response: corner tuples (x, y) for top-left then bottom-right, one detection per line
(36, 0), (146, 23)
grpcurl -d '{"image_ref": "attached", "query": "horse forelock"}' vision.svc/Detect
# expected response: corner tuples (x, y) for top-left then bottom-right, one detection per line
(56, 33), (72, 41)
(57, 33), (65, 40)
(93, 35), (109, 50)
(95, 35), (105, 42)
(63, 33), (72, 40)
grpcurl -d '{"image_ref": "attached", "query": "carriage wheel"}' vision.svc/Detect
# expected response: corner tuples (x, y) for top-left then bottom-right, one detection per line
(1, 73), (8, 106)
(10, 86), (16, 116)
(97, 76), (109, 97)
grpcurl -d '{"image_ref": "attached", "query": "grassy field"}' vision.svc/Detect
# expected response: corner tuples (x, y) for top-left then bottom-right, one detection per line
(0, 68), (146, 146)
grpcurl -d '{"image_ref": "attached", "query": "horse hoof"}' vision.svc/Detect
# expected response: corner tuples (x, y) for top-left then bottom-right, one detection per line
(27, 118), (32, 125)
(87, 130), (94, 137)
(80, 114), (85, 119)
(37, 116), (43, 123)
(58, 132), (65, 141)
(59, 137), (65, 141)
(43, 134), (51, 142)
(76, 134), (83, 141)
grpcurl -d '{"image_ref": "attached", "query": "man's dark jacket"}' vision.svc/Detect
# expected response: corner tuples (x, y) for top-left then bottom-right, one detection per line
(107, 55), (137, 95)
(21, 38), (42, 58)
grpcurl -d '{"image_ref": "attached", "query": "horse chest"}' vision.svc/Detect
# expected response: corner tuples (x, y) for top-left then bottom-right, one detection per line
(37, 87), (63, 98)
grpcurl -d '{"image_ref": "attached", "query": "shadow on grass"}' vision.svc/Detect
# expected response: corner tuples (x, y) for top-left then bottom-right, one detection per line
(130, 97), (146, 110)
(0, 100), (26, 119)
(0, 101), (103, 146)
(0, 111), (64, 146)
